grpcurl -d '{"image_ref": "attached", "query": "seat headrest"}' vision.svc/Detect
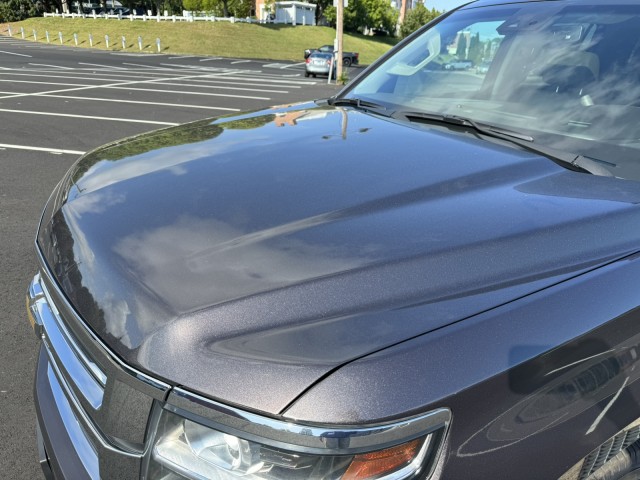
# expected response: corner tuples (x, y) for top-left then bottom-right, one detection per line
(541, 65), (596, 90)
(540, 51), (599, 92)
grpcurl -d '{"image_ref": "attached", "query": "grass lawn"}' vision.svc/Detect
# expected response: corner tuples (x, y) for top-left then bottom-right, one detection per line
(0, 18), (397, 65)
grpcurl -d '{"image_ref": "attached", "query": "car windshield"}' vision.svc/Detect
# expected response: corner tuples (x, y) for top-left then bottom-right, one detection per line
(343, 1), (640, 180)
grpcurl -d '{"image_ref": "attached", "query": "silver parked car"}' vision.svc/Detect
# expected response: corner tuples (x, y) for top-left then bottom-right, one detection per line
(305, 52), (333, 78)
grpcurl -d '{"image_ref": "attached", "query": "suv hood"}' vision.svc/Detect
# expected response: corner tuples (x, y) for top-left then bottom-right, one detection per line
(37, 103), (640, 414)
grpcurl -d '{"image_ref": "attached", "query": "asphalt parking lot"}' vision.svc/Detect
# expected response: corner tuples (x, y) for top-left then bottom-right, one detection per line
(0, 33), (341, 478)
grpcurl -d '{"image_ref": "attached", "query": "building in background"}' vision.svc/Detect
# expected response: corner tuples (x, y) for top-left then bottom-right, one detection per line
(255, 0), (316, 24)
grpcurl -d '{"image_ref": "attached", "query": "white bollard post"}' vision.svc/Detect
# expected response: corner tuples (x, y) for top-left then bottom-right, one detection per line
(73, 33), (78, 45)
(46, 31), (50, 43)
(138, 35), (142, 50)
(7, 26), (11, 36)
(121, 35), (126, 49)
(59, 31), (63, 44)
(89, 33), (93, 47)
(33, 30), (37, 41)
(156, 37), (161, 52)
(21, 27), (25, 39)
(328, 54), (335, 84)
(105, 34), (110, 48)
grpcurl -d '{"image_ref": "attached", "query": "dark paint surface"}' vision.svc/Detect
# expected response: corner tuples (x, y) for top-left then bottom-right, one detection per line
(38, 103), (640, 414)
(285, 252), (640, 478)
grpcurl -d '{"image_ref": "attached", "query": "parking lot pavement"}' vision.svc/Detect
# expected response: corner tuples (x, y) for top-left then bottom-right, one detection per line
(0, 34), (341, 479)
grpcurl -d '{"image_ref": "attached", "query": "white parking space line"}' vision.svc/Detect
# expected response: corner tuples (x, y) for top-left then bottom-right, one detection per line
(263, 63), (283, 68)
(0, 50), (31, 57)
(169, 56), (197, 60)
(281, 62), (306, 69)
(158, 63), (255, 73)
(231, 60), (252, 64)
(29, 63), (73, 70)
(106, 85), (271, 100)
(0, 73), (289, 94)
(0, 69), (307, 88)
(78, 62), (129, 70)
(1, 68), (192, 80)
(193, 75), (315, 85)
(0, 79), (94, 88)
(264, 63), (304, 69)
(0, 143), (85, 155)
(200, 58), (222, 62)
(0, 108), (179, 126)
(0, 70), (253, 101)
(142, 81), (288, 93)
(0, 69), (312, 89)
(110, 53), (161, 57)
(184, 77), (305, 89)
(34, 94), (242, 111)
(123, 62), (175, 70)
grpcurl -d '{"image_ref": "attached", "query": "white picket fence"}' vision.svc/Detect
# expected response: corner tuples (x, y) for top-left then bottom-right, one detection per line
(43, 12), (259, 23)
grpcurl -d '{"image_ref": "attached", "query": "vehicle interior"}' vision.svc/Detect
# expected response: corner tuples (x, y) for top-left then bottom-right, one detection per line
(347, 2), (640, 180)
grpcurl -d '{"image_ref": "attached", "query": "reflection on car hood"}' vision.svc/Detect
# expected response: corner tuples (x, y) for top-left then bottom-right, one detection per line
(38, 102), (640, 414)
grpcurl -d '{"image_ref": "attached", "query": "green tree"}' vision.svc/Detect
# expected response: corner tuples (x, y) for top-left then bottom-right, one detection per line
(456, 31), (467, 59)
(363, 0), (397, 33)
(325, 0), (397, 33)
(312, 0), (332, 25)
(0, 0), (38, 21)
(467, 32), (482, 65)
(183, 0), (248, 17)
(183, 0), (203, 10)
(399, 3), (441, 38)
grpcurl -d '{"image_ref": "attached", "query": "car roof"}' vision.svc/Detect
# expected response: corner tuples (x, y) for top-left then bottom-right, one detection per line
(461, 0), (640, 8)
(461, 0), (551, 6)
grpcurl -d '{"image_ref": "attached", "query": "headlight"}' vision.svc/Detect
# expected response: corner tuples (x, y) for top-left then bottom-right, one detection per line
(145, 388), (450, 480)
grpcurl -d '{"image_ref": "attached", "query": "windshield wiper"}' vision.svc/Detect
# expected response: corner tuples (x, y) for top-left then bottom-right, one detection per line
(326, 97), (391, 116)
(395, 111), (615, 177)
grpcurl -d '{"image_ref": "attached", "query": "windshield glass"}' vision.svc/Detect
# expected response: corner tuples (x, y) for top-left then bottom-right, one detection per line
(345, 1), (640, 180)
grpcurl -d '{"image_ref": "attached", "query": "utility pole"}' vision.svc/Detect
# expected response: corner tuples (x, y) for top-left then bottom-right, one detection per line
(398, 0), (407, 29)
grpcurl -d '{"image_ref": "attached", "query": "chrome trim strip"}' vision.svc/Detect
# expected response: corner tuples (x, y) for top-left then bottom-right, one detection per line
(167, 387), (451, 455)
(30, 272), (44, 300)
(39, 279), (107, 387)
(29, 279), (105, 409)
(44, 343), (143, 459)
(34, 245), (171, 393)
(46, 362), (100, 480)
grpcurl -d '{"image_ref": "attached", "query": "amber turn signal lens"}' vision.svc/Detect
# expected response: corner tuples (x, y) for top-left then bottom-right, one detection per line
(26, 296), (36, 330)
(342, 437), (424, 480)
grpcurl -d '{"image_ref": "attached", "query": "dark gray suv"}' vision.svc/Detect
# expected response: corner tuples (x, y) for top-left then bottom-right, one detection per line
(27, 1), (640, 479)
